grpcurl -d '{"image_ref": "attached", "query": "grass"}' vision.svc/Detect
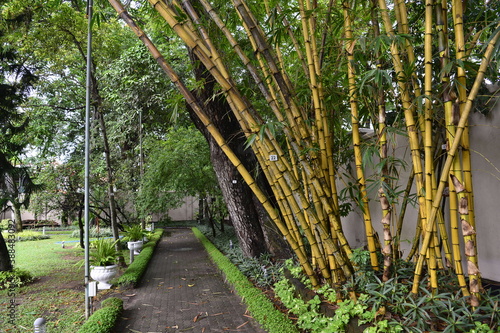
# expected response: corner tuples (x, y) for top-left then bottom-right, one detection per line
(0, 232), (86, 332)
(0, 230), (138, 333)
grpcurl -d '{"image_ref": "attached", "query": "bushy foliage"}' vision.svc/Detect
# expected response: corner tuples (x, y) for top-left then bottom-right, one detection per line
(117, 229), (163, 287)
(137, 127), (220, 217)
(0, 268), (34, 289)
(77, 297), (123, 333)
(278, 252), (500, 332)
(71, 227), (113, 238)
(9, 230), (50, 241)
(197, 224), (284, 287)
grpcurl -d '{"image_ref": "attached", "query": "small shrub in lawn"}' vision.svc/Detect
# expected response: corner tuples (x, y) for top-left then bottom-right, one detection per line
(0, 268), (34, 289)
(0, 219), (9, 230)
(77, 297), (123, 333)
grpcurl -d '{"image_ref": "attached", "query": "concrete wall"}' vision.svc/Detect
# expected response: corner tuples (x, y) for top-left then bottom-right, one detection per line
(2, 196), (200, 224)
(165, 196), (199, 221)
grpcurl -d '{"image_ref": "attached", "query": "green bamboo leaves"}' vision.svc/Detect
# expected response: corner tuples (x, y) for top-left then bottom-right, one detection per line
(107, 0), (500, 305)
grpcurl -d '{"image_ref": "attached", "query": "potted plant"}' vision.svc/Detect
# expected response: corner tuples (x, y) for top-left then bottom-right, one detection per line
(123, 224), (145, 255)
(89, 238), (120, 290)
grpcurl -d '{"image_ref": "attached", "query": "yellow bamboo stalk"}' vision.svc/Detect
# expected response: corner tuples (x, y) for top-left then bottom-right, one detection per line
(377, 0), (428, 233)
(107, 0), (323, 287)
(395, 0), (423, 100)
(343, 2), (378, 271)
(411, 26), (500, 293)
(451, 0), (481, 306)
(370, 0), (393, 281)
(436, 0), (469, 293)
(298, 0), (331, 192)
(423, 0), (438, 290)
(432, 0), (454, 270)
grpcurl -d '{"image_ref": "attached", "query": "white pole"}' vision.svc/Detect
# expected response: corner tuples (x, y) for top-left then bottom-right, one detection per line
(84, 0), (93, 320)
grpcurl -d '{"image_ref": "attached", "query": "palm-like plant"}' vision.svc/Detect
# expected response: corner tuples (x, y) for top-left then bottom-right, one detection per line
(122, 224), (146, 242)
(90, 238), (120, 267)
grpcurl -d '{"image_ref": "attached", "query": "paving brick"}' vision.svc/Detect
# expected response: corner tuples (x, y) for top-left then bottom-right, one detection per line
(113, 228), (267, 333)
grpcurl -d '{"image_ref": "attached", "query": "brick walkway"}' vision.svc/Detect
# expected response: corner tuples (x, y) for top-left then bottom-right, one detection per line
(112, 228), (267, 333)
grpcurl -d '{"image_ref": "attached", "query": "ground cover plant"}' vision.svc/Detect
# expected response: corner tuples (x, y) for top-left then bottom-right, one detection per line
(275, 252), (500, 333)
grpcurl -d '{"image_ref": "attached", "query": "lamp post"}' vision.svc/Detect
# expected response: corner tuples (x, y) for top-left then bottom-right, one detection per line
(84, 0), (93, 320)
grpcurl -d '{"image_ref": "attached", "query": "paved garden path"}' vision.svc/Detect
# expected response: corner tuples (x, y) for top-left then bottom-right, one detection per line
(112, 228), (267, 333)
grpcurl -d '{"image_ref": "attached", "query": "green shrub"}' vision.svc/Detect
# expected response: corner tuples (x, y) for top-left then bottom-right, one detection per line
(197, 224), (284, 287)
(9, 230), (50, 241)
(71, 227), (113, 238)
(0, 219), (11, 231)
(77, 297), (123, 333)
(192, 227), (298, 333)
(117, 229), (163, 287)
(0, 268), (34, 289)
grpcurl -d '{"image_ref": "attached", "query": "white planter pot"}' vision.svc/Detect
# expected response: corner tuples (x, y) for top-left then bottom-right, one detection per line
(90, 265), (118, 290)
(127, 240), (143, 255)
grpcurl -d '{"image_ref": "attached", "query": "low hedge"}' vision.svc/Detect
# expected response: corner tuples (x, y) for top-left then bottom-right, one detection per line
(117, 228), (164, 287)
(77, 297), (123, 333)
(192, 227), (299, 333)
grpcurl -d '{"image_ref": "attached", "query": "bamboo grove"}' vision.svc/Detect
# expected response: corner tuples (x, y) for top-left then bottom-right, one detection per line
(107, 0), (500, 303)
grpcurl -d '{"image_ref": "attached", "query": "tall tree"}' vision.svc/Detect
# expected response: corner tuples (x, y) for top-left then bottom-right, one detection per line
(187, 57), (277, 257)
(1, 0), (141, 260)
(0, 0), (38, 269)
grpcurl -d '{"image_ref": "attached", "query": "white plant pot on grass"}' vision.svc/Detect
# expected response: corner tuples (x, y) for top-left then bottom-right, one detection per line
(90, 265), (118, 290)
(127, 240), (143, 255)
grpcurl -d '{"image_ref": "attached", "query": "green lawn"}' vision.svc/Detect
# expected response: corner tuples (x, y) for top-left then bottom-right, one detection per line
(0, 232), (108, 332)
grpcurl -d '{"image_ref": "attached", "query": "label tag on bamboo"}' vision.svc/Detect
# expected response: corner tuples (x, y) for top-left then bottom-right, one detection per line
(269, 155), (278, 161)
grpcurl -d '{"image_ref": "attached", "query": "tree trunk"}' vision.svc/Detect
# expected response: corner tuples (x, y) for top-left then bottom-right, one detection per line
(13, 204), (22, 232)
(95, 108), (125, 266)
(187, 52), (290, 258)
(90, 65), (125, 266)
(0, 231), (13, 271)
(208, 136), (267, 257)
